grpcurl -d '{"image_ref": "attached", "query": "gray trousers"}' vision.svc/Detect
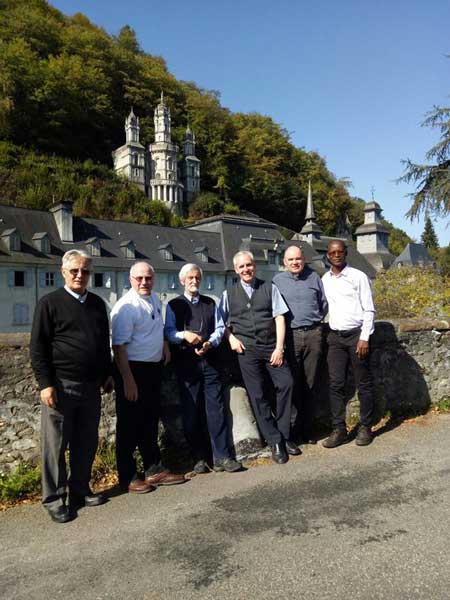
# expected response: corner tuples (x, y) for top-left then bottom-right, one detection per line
(40, 378), (101, 510)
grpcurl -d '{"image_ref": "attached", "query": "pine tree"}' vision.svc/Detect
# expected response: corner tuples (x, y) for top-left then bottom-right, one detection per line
(421, 216), (440, 252)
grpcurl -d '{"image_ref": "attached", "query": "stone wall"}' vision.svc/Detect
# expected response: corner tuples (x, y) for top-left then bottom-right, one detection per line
(0, 319), (449, 474)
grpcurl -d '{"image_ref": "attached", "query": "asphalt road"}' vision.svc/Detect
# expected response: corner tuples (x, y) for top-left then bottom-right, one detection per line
(2, 414), (450, 600)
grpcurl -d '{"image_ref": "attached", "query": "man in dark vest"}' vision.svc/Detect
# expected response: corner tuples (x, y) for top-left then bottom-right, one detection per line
(30, 249), (113, 523)
(220, 251), (299, 464)
(165, 263), (242, 474)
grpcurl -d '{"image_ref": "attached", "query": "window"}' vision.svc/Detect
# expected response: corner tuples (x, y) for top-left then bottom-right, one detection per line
(45, 272), (55, 287)
(13, 303), (29, 325)
(205, 275), (214, 290)
(10, 234), (21, 252)
(93, 273), (112, 288)
(195, 246), (208, 263)
(14, 271), (25, 287)
(168, 274), (178, 290)
(159, 244), (173, 261)
(94, 273), (104, 288)
(268, 251), (276, 265)
(42, 237), (50, 254)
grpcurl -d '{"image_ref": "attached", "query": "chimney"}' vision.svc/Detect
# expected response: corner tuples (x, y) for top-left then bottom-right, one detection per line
(50, 201), (73, 243)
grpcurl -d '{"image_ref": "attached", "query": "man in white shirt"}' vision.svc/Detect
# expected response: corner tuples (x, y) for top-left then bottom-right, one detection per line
(321, 240), (376, 448)
(111, 261), (185, 493)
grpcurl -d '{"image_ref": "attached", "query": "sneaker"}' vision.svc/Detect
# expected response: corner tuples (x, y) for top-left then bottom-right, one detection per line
(193, 459), (209, 474)
(322, 428), (349, 448)
(213, 458), (243, 473)
(355, 426), (373, 446)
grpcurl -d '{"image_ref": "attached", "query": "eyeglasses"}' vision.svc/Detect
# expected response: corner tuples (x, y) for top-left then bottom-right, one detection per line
(132, 276), (153, 283)
(67, 268), (92, 276)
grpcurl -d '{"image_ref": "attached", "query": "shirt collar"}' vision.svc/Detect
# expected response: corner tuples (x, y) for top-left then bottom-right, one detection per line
(329, 264), (349, 278)
(240, 279), (255, 291)
(64, 285), (88, 303)
(184, 292), (199, 304)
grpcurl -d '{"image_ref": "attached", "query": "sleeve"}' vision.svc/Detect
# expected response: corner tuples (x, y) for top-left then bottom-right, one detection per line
(218, 290), (229, 325)
(317, 275), (329, 318)
(359, 274), (376, 341)
(30, 298), (56, 390)
(164, 303), (185, 344)
(207, 303), (225, 347)
(271, 284), (289, 318)
(111, 303), (135, 346)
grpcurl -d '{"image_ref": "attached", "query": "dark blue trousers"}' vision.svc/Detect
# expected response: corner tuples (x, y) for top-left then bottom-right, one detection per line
(176, 356), (230, 462)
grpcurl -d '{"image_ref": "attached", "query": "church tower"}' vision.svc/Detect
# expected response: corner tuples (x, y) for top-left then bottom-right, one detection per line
(112, 108), (147, 192)
(181, 125), (201, 206)
(148, 92), (183, 214)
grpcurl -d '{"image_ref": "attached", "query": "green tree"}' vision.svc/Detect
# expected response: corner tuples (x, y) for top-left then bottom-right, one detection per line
(399, 58), (450, 220)
(437, 245), (450, 276)
(421, 216), (440, 258)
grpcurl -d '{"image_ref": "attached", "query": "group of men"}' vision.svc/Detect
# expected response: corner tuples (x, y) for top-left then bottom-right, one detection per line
(30, 239), (376, 524)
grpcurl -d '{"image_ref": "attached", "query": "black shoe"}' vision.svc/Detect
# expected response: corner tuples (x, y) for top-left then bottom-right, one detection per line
(285, 440), (302, 456)
(355, 426), (373, 446)
(69, 491), (107, 509)
(270, 442), (288, 464)
(193, 459), (209, 474)
(213, 458), (243, 473)
(47, 505), (75, 524)
(322, 428), (349, 448)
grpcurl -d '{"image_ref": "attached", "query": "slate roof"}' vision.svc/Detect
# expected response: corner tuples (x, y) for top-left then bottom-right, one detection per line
(0, 204), (224, 271)
(391, 243), (435, 268)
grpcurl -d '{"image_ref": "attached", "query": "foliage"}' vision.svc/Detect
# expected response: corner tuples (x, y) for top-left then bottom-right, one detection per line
(421, 216), (440, 257)
(382, 220), (413, 256)
(373, 265), (450, 319)
(437, 245), (450, 276)
(187, 191), (240, 221)
(0, 463), (41, 502)
(399, 57), (450, 220)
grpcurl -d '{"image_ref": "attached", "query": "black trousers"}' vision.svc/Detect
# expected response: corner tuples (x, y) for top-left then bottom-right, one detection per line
(41, 378), (101, 510)
(176, 355), (230, 463)
(237, 345), (293, 445)
(114, 361), (163, 486)
(285, 325), (324, 438)
(327, 330), (374, 429)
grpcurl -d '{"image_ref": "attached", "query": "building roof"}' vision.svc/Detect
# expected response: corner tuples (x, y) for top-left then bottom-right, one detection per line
(391, 243), (435, 268)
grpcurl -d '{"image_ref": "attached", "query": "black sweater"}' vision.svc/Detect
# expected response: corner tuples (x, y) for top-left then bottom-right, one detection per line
(30, 288), (112, 390)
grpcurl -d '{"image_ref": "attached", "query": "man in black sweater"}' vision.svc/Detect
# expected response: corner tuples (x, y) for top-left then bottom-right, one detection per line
(30, 249), (113, 523)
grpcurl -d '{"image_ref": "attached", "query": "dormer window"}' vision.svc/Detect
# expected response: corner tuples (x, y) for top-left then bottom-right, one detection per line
(194, 246), (208, 263)
(32, 232), (50, 254)
(159, 243), (173, 261)
(86, 237), (101, 257)
(267, 250), (276, 265)
(120, 240), (136, 259)
(1, 228), (20, 252)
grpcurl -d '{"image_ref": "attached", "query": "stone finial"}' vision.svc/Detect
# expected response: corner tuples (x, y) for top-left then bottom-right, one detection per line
(305, 180), (315, 221)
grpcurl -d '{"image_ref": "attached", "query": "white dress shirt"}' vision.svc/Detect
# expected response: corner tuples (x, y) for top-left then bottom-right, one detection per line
(322, 265), (375, 341)
(111, 288), (164, 362)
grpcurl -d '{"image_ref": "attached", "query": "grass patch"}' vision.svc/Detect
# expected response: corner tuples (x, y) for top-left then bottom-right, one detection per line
(0, 463), (41, 504)
(431, 398), (450, 414)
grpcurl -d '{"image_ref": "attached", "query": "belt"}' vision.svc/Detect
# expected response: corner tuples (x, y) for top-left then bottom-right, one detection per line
(331, 327), (361, 337)
(292, 322), (322, 332)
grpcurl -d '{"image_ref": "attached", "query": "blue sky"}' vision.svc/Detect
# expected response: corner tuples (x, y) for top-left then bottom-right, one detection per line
(51, 0), (450, 245)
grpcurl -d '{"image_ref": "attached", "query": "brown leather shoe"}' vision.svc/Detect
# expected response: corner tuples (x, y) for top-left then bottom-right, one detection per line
(145, 470), (186, 486)
(128, 478), (154, 494)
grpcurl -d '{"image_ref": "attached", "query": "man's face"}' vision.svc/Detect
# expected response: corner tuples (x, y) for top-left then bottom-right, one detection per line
(130, 264), (154, 296)
(283, 247), (305, 275)
(181, 269), (201, 296)
(234, 254), (256, 284)
(62, 257), (92, 294)
(327, 242), (347, 269)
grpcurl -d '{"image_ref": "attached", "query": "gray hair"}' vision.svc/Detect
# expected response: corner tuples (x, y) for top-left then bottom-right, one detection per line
(179, 263), (203, 282)
(129, 261), (154, 276)
(233, 250), (254, 266)
(62, 249), (92, 269)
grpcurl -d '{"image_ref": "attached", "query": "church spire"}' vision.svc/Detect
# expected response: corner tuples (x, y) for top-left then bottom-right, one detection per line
(125, 106), (140, 144)
(300, 181), (322, 242)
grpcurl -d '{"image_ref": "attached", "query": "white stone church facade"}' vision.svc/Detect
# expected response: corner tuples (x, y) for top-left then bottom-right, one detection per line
(112, 93), (200, 214)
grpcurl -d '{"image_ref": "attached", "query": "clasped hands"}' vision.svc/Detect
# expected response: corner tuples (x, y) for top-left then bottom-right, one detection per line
(184, 331), (211, 357)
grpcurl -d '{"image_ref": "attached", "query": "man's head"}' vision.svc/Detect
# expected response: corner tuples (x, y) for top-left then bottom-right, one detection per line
(129, 261), (155, 297)
(233, 251), (256, 284)
(283, 245), (305, 275)
(61, 250), (93, 295)
(327, 240), (347, 270)
(179, 263), (202, 297)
